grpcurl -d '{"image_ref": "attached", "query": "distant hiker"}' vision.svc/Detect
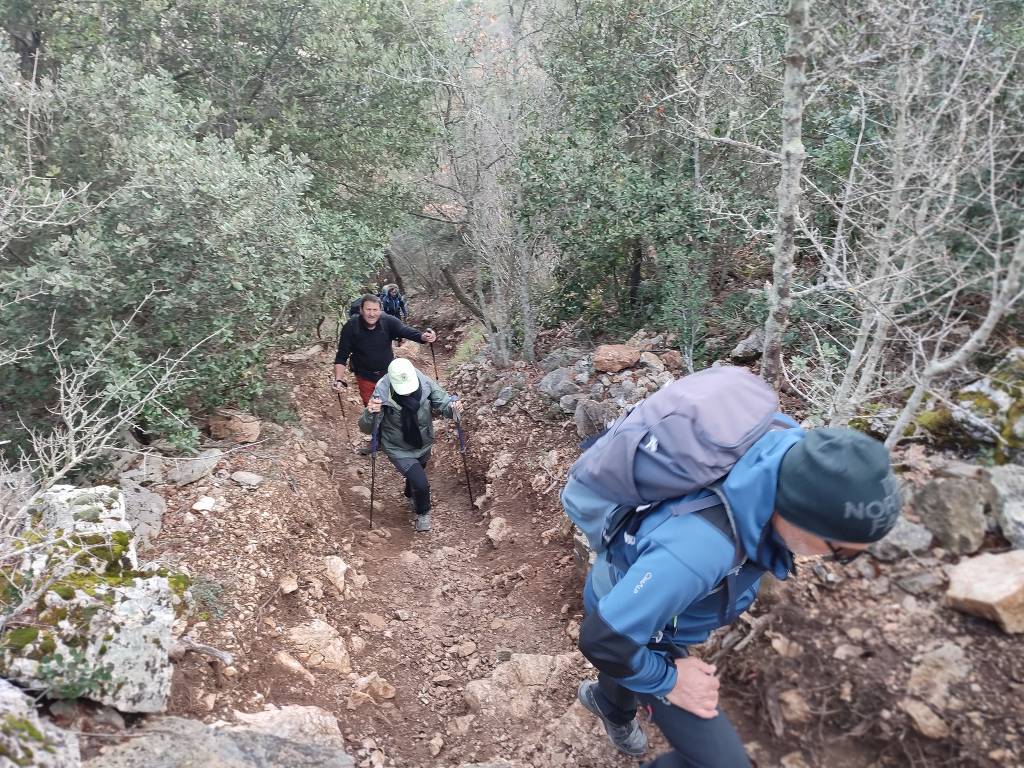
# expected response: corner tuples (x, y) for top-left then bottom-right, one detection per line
(334, 295), (438, 452)
(562, 366), (901, 767)
(360, 358), (463, 532)
(379, 283), (409, 320)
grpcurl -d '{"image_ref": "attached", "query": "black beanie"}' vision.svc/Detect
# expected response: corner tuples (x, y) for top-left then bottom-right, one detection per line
(775, 428), (901, 544)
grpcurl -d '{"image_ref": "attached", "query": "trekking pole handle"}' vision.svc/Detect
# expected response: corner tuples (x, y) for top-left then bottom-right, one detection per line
(370, 413), (382, 453)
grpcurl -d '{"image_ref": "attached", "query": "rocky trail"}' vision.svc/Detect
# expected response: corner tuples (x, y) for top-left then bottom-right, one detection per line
(121, 334), (629, 768)
(52, 315), (1022, 768)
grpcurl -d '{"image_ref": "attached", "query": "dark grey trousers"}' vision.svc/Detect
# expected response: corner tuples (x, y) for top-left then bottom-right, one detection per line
(594, 673), (752, 768)
(388, 451), (431, 514)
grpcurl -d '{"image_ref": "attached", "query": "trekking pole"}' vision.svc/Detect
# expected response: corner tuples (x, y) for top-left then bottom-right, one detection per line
(428, 333), (440, 381)
(368, 412), (382, 530)
(328, 375), (352, 441)
(450, 396), (474, 512)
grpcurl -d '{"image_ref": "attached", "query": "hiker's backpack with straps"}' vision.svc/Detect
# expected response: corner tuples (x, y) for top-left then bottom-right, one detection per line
(562, 365), (781, 556)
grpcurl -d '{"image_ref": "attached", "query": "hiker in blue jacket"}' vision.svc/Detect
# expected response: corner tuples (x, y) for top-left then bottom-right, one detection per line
(564, 375), (901, 767)
(379, 283), (408, 320)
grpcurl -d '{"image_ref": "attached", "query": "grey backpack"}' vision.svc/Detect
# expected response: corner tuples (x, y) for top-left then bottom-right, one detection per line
(564, 366), (779, 551)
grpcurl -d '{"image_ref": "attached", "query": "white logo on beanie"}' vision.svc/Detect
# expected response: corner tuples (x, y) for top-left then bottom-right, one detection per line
(843, 474), (901, 537)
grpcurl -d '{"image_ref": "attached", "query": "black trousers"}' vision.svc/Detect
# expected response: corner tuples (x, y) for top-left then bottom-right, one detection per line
(388, 451), (431, 514)
(593, 673), (751, 768)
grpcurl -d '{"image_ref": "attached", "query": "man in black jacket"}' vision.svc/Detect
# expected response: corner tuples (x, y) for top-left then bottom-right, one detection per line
(332, 295), (438, 407)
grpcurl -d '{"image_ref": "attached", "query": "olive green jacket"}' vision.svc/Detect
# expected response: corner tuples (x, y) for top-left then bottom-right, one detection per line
(358, 370), (455, 459)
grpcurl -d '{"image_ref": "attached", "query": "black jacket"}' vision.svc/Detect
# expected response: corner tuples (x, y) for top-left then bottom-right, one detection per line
(335, 314), (425, 380)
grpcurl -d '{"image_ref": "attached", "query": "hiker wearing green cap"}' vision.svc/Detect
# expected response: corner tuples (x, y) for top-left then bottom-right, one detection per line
(560, 366), (902, 767)
(359, 358), (463, 532)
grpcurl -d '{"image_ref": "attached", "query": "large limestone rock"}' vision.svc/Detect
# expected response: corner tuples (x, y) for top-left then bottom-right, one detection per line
(537, 367), (580, 400)
(119, 478), (166, 548)
(280, 343), (324, 363)
(119, 452), (167, 485)
(165, 448), (223, 486)
(83, 716), (354, 767)
(539, 348), (584, 373)
(949, 348), (1024, 462)
(2, 576), (176, 712)
(1, 486), (181, 712)
(31, 485), (136, 566)
(729, 329), (765, 362)
(573, 398), (619, 440)
(0, 678), (80, 767)
(464, 652), (581, 721)
(912, 477), (988, 554)
(946, 550), (1024, 633)
(869, 516), (933, 561)
(592, 344), (640, 373)
(287, 620), (351, 674)
(231, 705), (345, 749)
(988, 464), (1024, 549)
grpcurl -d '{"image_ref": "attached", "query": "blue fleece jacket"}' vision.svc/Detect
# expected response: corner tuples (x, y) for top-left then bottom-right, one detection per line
(579, 426), (804, 697)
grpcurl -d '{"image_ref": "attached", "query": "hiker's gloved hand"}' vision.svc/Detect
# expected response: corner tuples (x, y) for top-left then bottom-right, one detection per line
(332, 378), (347, 393)
(422, 329), (437, 344)
(367, 396), (383, 414)
(666, 657), (720, 719)
(451, 398), (464, 417)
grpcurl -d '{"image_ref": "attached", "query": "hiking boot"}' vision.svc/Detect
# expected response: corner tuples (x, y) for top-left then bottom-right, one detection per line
(357, 444), (372, 456)
(577, 680), (647, 757)
(414, 513), (432, 532)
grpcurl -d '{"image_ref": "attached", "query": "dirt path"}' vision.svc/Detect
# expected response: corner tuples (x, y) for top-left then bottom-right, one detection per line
(148, 335), (632, 767)
(139, 323), (1021, 768)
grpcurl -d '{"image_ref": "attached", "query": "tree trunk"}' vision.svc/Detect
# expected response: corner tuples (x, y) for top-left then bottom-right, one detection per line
(628, 242), (643, 313)
(385, 250), (406, 295)
(440, 265), (497, 333)
(761, 0), (809, 390)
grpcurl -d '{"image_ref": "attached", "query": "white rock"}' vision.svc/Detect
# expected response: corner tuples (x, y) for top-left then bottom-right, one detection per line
(486, 517), (510, 549)
(324, 556), (348, 594)
(280, 344), (325, 363)
(4, 577), (176, 713)
(900, 698), (950, 739)
(287, 620), (351, 673)
(428, 733), (444, 757)
(988, 465), (1024, 549)
(464, 652), (581, 721)
(397, 550), (422, 568)
(120, 479), (166, 547)
(946, 550), (1024, 633)
(231, 471), (266, 487)
(274, 651), (315, 685)
(192, 496), (216, 512)
(166, 449), (223, 486)
(232, 704), (344, 748)
(279, 573), (299, 594)
(907, 642), (971, 709)
(0, 679), (80, 767)
(778, 689), (813, 724)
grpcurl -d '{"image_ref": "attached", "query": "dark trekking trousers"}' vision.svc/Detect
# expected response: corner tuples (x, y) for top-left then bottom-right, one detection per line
(592, 672), (752, 768)
(388, 451), (431, 514)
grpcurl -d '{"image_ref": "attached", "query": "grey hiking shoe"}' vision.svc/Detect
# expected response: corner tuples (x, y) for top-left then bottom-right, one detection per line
(414, 513), (432, 532)
(577, 680), (647, 757)
(356, 444), (372, 456)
